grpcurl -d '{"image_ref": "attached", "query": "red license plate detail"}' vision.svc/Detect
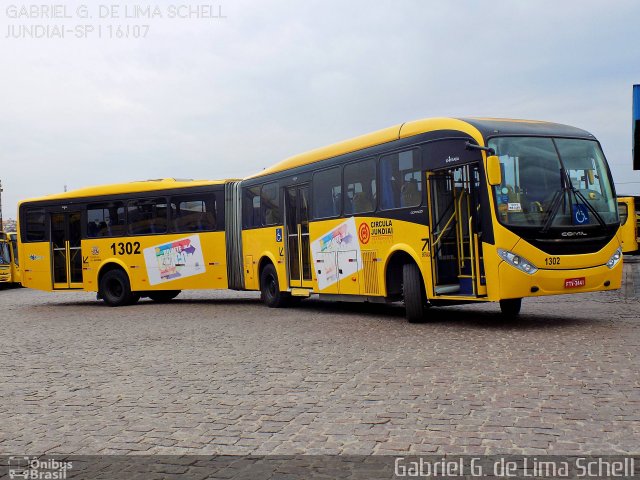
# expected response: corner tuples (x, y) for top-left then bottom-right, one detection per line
(564, 277), (586, 289)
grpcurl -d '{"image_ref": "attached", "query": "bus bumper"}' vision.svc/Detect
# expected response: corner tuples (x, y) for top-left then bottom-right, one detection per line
(498, 261), (622, 299)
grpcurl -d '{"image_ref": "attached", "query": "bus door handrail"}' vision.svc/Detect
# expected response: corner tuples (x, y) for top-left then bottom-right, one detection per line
(432, 209), (457, 248)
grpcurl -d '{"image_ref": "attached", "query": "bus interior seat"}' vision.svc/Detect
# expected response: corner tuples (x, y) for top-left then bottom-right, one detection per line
(353, 192), (373, 213)
(401, 179), (420, 206)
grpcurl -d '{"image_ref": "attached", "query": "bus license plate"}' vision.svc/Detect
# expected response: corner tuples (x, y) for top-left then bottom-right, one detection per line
(564, 277), (586, 288)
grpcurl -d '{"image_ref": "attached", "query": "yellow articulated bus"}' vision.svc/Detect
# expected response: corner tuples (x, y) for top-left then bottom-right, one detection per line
(18, 178), (236, 305)
(617, 196), (639, 254)
(237, 117), (622, 321)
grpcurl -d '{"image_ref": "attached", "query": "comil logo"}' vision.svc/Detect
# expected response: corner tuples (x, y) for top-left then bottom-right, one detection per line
(8, 457), (72, 479)
(445, 155), (460, 163)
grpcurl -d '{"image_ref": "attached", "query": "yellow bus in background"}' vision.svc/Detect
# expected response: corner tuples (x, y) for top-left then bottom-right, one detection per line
(617, 196), (639, 254)
(237, 117), (622, 321)
(7, 232), (22, 285)
(18, 178), (235, 306)
(0, 233), (12, 287)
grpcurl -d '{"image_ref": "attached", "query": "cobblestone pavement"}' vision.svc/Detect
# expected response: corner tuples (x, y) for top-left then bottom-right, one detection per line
(1, 263), (639, 456)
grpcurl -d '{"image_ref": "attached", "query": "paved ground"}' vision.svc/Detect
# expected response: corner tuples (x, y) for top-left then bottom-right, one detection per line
(0, 263), (639, 456)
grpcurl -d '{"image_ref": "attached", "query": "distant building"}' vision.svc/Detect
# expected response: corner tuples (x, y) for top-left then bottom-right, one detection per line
(2, 219), (17, 232)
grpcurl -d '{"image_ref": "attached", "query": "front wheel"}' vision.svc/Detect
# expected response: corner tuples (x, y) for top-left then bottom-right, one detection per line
(148, 290), (181, 303)
(403, 263), (426, 323)
(260, 264), (290, 308)
(500, 298), (522, 317)
(99, 269), (138, 307)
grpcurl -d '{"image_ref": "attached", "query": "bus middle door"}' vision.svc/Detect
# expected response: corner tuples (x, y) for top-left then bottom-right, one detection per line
(284, 185), (313, 291)
(51, 209), (84, 289)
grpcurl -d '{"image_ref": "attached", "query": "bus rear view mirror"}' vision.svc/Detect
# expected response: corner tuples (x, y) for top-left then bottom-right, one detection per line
(487, 155), (502, 186)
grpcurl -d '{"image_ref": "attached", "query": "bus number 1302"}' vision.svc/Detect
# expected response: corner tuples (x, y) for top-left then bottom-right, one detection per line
(110, 242), (141, 255)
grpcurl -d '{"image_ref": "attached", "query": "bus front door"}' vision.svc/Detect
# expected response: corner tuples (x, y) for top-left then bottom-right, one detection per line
(51, 211), (83, 289)
(427, 164), (486, 297)
(284, 185), (313, 290)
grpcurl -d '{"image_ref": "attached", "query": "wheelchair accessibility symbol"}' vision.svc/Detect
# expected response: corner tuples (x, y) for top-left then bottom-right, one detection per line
(275, 228), (283, 242)
(572, 204), (590, 225)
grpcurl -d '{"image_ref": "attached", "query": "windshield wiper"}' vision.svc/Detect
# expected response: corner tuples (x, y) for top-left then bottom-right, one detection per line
(541, 167), (606, 231)
(541, 168), (570, 233)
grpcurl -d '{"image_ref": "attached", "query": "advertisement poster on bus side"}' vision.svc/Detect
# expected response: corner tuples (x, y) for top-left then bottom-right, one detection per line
(311, 217), (362, 290)
(143, 234), (206, 286)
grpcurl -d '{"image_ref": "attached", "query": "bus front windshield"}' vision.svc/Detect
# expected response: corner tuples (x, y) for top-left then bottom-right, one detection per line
(0, 242), (10, 265)
(488, 137), (618, 228)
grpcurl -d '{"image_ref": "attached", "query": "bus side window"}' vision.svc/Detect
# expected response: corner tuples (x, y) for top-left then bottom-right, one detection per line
(24, 209), (47, 242)
(242, 186), (261, 228)
(261, 183), (281, 226)
(87, 202), (126, 238)
(344, 158), (376, 215)
(380, 150), (421, 209)
(171, 195), (217, 232)
(619, 202), (628, 226)
(312, 167), (341, 219)
(127, 198), (168, 235)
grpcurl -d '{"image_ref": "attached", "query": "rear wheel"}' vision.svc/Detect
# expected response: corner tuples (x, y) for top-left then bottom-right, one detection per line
(99, 269), (138, 307)
(500, 298), (522, 317)
(260, 264), (290, 308)
(148, 290), (181, 303)
(402, 263), (426, 323)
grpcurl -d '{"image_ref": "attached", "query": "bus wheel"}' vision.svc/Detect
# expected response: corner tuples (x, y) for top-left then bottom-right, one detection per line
(499, 298), (522, 317)
(148, 290), (181, 303)
(260, 264), (289, 308)
(99, 269), (136, 307)
(403, 263), (425, 323)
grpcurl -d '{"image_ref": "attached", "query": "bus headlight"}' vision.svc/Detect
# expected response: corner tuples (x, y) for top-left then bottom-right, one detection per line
(606, 247), (622, 269)
(497, 248), (538, 275)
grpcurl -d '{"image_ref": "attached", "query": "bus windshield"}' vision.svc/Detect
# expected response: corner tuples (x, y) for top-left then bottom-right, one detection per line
(0, 242), (10, 265)
(489, 137), (618, 228)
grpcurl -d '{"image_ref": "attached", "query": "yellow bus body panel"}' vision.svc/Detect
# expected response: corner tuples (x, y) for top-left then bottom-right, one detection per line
(20, 242), (53, 291)
(241, 226), (286, 291)
(497, 257), (622, 299)
(243, 217), (431, 298)
(81, 231), (229, 293)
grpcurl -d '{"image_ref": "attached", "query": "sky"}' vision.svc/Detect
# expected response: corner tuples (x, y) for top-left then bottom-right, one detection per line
(1, 0), (639, 219)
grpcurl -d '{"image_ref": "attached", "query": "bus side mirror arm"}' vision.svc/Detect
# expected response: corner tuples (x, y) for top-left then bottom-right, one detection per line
(487, 155), (502, 186)
(465, 141), (495, 156)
